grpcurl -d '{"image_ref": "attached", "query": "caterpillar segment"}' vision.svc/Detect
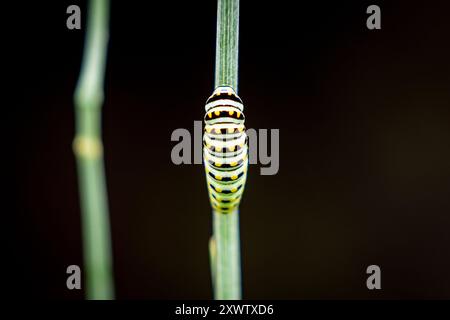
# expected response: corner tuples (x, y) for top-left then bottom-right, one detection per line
(203, 86), (248, 214)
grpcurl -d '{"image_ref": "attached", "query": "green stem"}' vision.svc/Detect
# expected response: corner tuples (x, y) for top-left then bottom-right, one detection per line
(73, 0), (114, 300)
(213, 210), (242, 299)
(215, 0), (240, 90)
(211, 0), (242, 300)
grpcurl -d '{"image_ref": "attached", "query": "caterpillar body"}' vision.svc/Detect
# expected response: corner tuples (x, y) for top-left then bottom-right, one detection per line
(203, 86), (248, 214)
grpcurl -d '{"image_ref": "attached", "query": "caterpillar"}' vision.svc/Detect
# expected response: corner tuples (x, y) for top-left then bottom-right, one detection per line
(203, 86), (248, 214)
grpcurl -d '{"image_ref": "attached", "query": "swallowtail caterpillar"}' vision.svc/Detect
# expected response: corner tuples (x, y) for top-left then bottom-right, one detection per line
(203, 86), (248, 214)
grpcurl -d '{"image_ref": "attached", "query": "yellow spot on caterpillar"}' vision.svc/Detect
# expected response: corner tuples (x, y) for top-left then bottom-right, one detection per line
(215, 128), (221, 134)
(228, 110), (234, 116)
(231, 187), (237, 193)
(227, 127), (234, 133)
(215, 162), (222, 167)
(231, 175), (238, 180)
(215, 175), (222, 180)
(228, 145), (235, 151)
(215, 146), (222, 152)
(214, 110), (220, 116)
(208, 112), (212, 118)
(236, 112), (241, 118)
(238, 127), (244, 132)
(215, 186), (222, 192)
(230, 161), (237, 167)
(206, 127), (212, 133)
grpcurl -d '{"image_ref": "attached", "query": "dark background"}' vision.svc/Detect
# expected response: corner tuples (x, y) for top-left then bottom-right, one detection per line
(8, 0), (450, 299)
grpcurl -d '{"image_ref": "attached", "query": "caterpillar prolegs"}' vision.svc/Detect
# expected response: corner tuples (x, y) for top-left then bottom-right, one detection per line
(203, 86), (248, 214)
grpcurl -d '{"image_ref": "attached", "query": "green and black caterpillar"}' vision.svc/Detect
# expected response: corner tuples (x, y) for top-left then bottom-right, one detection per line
(203, 86), (248, 214)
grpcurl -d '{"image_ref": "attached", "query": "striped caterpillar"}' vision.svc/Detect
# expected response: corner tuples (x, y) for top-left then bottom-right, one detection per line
(203, 86), (248, 214)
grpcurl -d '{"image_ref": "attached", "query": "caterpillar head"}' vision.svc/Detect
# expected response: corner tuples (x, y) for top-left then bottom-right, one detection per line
(205, 86), (244, 113)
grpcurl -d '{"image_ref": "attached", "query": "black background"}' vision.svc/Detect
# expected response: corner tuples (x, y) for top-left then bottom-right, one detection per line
(8, 0), (450, 299)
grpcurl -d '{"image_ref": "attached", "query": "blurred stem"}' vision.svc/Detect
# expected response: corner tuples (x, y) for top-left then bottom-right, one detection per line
(210, 0), (242, 300)
(73, 0), (114, 300)
(209, 236), (217, 292)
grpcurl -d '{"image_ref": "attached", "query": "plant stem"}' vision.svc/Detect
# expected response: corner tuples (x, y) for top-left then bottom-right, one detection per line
(73, 0), (114, 300)
(211, 0), (242, 300)
(215, 0), (240, 91)
(213, 210), (242, 299)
